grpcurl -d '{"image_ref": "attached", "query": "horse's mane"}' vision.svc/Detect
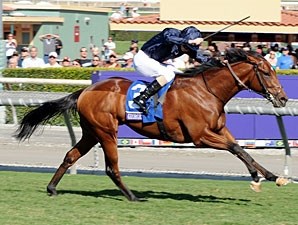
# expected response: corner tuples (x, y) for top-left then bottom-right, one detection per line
(181, 48), (262, 77)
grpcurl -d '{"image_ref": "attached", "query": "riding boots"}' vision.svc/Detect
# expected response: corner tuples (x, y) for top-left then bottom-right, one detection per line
(133, 80), (162, 113)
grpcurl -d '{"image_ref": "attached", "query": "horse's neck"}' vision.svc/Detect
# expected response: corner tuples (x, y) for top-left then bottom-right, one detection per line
(204, 64), (251, 104)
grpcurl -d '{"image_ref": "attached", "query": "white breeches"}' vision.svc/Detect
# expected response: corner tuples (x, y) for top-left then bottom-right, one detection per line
(133, 50), (181, 83)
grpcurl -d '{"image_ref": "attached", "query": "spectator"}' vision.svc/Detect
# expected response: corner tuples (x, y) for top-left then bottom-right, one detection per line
(235, 43), (243, 49)
(61, 56), (72, 67)
(78, 47), (92, 67)
(131, 39), (138, 45)
(39, 33), (60, 63)
(121, 51), (134, 68)
(129, 40), (139, 55)
(101, 44), (115, 62)
(8, 56), (19, 68)
(104, 37), (116, 51)
(44, 52), (62, 68)
(55, 37), (63, 58)
(5, 33), (17, 60)
(91, 55), (103, 67)
(256, 44), (266, 56)
(72, 59), (82, 67)
(207, 43), (221, 57)
(271, 43), (281, 58)
(105, 54), (121, 68)
(119, 2), (126, 14)
(125, 5), (130, 17)
(295, 49), (298, 62)
(22, 46), (45, 68)
(110, 11), (124, 20)
(276, 47), (294, 70)
(131, 7), (140, 18)
(287, 44), (298, 68)
(91, 47), (100, 57)
(264, 50), (278, 69)
(242, 42), (251, 52)
(18, 47), (30, 67)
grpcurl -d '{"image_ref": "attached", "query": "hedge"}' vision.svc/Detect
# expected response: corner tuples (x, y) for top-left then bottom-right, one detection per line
(2, 67), (133, 125)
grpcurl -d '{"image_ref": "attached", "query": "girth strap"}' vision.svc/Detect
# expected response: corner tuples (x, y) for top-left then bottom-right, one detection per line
(156, 118), (171, 141)
(152, 94), (171, 141)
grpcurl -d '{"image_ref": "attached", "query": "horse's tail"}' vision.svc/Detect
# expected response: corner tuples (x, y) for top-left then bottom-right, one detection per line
(14, 89), (84, 141)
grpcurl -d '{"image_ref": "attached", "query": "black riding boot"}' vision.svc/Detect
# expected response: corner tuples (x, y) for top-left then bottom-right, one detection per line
(133, 80), (162, 113)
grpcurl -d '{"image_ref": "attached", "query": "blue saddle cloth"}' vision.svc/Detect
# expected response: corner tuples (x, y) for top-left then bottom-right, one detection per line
(125, 80), (173, 123)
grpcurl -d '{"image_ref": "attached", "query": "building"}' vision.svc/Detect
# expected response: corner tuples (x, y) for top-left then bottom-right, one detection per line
(110, 0), (298, 47)
(3, 2), (111, 59)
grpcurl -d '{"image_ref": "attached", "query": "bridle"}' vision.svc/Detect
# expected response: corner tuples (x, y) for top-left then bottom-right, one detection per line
(226, 60), (282, 103)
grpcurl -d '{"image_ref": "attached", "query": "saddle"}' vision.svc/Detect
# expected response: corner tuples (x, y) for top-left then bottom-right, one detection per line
(125, 80), (173, 123)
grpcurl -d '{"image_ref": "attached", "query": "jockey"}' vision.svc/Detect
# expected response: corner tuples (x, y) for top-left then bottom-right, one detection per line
(133, 26), (209, 113)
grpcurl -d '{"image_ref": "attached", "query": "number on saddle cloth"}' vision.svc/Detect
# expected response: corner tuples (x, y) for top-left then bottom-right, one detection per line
(125, 80), (173, 123)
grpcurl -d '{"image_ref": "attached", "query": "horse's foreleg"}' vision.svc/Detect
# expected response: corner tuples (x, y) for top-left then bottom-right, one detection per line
(200, 128), (289, 191)
(217, 127), (288, 187)
(47, 134), (97, 196)
(200, 134), (260, 185)
(229, 143), (289, 189)
(228, 143), (260, 182)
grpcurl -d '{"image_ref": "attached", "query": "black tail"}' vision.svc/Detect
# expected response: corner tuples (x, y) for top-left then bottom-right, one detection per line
(14, 89), (84, 141)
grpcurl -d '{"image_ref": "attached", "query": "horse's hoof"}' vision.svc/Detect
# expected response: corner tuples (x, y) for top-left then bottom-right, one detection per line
(133, 197), (147, 202)
(276, 177), (290, 186)
(47, 185), (57, 196)
(128, 196), (147, 202)
(130, 196), (140, 202)
(250, 181), (261, 192)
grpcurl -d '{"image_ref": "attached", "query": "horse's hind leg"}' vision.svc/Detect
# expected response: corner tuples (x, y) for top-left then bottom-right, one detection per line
(47, 133), (97, 196)
(95, 129), (139, 201)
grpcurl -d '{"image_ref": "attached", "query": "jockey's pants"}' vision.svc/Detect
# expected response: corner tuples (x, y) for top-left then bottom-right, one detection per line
(133, 50), (180, 85)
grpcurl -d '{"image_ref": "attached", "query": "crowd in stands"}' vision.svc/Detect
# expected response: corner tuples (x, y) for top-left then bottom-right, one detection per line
(4, 34), (132, 69)
(5, 32), (298, 71)
(228, 42), (298, 70)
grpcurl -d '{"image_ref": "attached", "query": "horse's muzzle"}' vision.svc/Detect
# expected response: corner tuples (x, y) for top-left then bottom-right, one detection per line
(272, 95), (288, 108)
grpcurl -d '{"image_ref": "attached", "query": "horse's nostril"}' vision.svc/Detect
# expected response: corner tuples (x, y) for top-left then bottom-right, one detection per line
(280, 97), (288, 106)
(281, 97), (288, 103)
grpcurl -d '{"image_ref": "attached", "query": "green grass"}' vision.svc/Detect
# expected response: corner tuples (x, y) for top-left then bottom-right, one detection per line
(0, 171), (297, 225)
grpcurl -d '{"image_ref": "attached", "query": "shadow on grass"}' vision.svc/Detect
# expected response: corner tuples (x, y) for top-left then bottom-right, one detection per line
(58, 189), (252, 204)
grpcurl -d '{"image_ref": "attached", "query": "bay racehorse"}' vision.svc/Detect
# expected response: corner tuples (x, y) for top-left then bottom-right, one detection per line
(15, 48), (289, 201)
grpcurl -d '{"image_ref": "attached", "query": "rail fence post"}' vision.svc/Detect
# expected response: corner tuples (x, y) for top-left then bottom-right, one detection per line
(276, 115), (291, 177)
(93, 145), (100, 168)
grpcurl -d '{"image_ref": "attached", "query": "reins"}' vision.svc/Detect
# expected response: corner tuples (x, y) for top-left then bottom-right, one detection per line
(226, 62), (250, 90)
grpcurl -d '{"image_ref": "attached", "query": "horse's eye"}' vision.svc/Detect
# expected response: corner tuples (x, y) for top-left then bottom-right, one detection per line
(263, 71), (271, 77)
